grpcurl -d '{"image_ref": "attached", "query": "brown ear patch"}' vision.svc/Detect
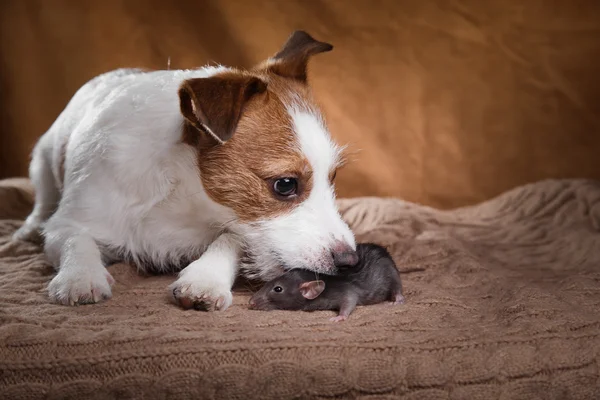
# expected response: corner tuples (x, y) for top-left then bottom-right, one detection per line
(179, 73), (267, 145)
(193, 77), (316, 222)
(266, 30), (333, 82)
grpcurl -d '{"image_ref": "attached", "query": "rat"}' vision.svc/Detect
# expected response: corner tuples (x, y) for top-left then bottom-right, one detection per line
(248, 243), (405, 322)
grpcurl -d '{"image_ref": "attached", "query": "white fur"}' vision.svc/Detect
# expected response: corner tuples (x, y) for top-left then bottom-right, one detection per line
(15, 66), (356, 309)
(238, 109), (355, 280)
(168, 233), (240, 310)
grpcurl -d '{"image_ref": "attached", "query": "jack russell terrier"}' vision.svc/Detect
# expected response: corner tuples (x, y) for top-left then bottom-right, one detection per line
(14, 31), (358, 311)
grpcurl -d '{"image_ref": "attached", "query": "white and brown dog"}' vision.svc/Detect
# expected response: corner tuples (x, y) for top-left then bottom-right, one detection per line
(14, 31), (358, 311)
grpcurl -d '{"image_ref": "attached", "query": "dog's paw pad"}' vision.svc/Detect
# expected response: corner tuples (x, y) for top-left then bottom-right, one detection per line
(48, 268), (114, 306)
(171, 280), (232, 312)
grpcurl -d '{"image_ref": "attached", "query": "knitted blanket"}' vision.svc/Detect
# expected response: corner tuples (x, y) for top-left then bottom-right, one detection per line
(1, 178), (599, 399)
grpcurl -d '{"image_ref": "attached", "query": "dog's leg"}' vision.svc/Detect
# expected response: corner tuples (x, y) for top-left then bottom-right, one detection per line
(170, 232), (240, 311)
(44, 218), (114, 305)
(13, 137), (60, 243)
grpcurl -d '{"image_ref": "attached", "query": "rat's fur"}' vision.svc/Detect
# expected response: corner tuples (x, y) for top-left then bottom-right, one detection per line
(249, 243), (405, 321)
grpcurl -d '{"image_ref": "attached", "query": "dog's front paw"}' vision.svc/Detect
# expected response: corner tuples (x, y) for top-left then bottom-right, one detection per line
(170, 268), (233, 312)
(48, 265), (115, 306)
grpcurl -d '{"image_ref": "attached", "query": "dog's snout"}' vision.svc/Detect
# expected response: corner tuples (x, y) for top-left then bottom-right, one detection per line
(331, 241), (359, 268)
(332, 250), (359, 267)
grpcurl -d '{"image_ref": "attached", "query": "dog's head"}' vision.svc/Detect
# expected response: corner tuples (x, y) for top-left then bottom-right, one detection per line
(178, 31), (357, 280)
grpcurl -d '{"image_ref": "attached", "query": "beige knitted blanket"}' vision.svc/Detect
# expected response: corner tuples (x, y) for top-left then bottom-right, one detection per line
(1, 178), (599, 399)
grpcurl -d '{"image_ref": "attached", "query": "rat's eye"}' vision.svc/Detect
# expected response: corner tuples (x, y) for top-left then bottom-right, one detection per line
(272, 178), (298, 198)
(273, 286), (283, 293)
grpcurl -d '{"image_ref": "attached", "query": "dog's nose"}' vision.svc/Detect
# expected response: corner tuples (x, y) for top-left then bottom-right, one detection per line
(331, 241), (359, 268)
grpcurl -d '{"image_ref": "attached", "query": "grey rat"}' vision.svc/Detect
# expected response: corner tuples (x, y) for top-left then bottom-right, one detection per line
(248, 243), (405, 322)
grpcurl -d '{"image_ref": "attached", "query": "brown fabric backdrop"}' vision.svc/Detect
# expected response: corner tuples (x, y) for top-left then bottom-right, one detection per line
(1, 0), (599, 208)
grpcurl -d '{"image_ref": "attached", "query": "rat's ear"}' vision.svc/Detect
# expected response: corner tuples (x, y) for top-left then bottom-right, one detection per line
(299, 280), (325, 300)
(262, 30), (333, 83)
(178, 74), (267, 145)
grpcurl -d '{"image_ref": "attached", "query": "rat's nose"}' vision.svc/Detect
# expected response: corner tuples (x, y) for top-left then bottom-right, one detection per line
(248, 297), (256, 309)
(331, 241), (359, 268)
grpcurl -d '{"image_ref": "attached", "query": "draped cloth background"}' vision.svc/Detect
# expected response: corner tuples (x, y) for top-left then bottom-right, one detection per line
(1, 0), (599, 208)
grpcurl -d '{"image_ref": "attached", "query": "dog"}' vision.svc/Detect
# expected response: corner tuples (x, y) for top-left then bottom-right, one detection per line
(13, 31), (358, 311)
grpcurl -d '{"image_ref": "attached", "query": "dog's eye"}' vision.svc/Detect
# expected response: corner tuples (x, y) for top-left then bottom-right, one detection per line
(273, 286), (283, 293)
(273, 178), (298, 197)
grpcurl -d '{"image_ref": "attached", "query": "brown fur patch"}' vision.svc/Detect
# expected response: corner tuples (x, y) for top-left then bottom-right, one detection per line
(188, 73), (320, 222)
(255, 31), (333, 83)
(179, 72), (267, 144)
(329, 169), (337, 185)
(177, 31), (341, 222)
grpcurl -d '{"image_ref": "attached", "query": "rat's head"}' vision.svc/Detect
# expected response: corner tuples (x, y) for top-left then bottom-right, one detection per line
(178, 31), (357, 280)
(248, 270), (326, 311)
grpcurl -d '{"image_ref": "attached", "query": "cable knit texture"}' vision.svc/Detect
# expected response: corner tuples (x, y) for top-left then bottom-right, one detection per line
(1, 178), (599, 399)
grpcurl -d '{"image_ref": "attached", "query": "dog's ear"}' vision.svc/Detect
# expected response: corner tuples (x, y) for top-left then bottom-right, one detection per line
(299, 280), (325, 300)
(179, 74), (267, 144)
(265, 30), (333, 83)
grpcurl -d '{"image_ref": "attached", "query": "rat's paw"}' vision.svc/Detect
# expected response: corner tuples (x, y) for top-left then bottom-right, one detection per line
(170, 269), (233, 311)
(392, 294), (405, 305)
(329, 315), (348, 323)
(48, 265), (114, 306)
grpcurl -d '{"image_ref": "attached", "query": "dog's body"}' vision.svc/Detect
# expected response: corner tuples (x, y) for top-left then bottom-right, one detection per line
(31, 67), (235, 268)
(15, 31), (358, 311)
